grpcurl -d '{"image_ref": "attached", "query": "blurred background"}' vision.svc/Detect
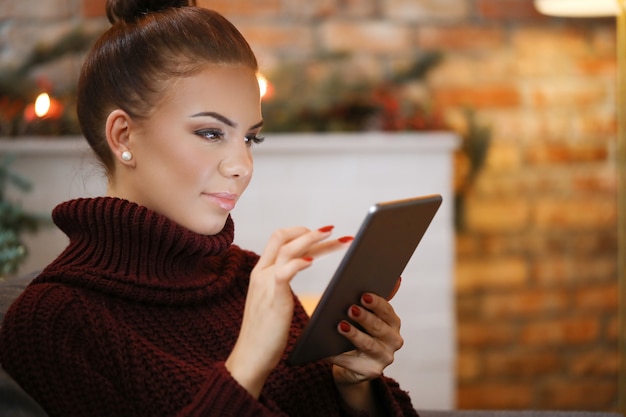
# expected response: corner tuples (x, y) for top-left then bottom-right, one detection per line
(0, 0), (620, 413)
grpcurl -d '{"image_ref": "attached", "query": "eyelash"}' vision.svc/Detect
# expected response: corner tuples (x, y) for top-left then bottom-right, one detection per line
(194, 129), (265, 147)
(245, 135), (265, 146)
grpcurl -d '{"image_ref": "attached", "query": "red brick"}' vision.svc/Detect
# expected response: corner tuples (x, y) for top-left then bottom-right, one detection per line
(606, 316), (619, 341)
(570, 348), (620, 376)
(239, 24), (314, 52)
(457, 382), (533, 409)
(533, 198), (617, 230)
(456, 257), (528, 293)
(577, 57), (617, 76)
(576, 111), (618, 136)
(282, 0), (377, 19)
(197, 0), (282, 17)
(529, 81), (611, 109)
(82, 0), (106, 17)
(457, 351), (482, 381)
(572, 169), (617, 193)
(319, 21), (413, 53)
(384, 0), (470, 22)
(476, 0), (545, 21)
(525, 143), (608, 165)
(531, 255), (617, 287)
(484, 350), (562, 377)
(531, 256), (574, 288)
(482, 290), (570, 319)
(4, 0), (73, 18)
(567, 235), (617, 257)
(571, 256), (617, 284)
(417, 26), (505, 50)
(480, 234), (532, 255)
(512, 27), (595, 60)
(539, 380), (617, 409)
(456, 295), (482, 319)
(520, 318), (600, 346)
(464, 198), (530, 232)
(433, 85), (520, 109)
(455, 234), (480, 257)
(483, 143), (522, 172)
(457, 322), (517, 348)
(573, 282), (619, 312)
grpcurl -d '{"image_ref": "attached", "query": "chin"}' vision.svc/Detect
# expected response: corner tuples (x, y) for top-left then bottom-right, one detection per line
(196, 218), (228, 236)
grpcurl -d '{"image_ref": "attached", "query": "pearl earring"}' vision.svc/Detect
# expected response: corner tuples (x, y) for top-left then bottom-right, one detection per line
(121, 151), (133, 161)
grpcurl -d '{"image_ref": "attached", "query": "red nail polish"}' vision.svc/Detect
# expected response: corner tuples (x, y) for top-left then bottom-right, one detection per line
(350, 305), (361, 317)
(302, 256), (314, 262)
(338, 236), (354, 243)
(318, 225), (334, 233)
(339, 321), (351, 332)
(362, 293), (374, 304)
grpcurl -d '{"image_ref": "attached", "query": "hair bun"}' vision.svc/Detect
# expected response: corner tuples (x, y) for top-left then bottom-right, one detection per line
(106, 0), (196, 24)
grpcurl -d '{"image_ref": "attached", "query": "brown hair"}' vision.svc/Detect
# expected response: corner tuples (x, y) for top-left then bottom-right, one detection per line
(77, 0), (258, 173)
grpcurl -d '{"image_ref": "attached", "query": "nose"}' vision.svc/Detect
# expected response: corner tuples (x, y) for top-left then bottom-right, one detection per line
(218, 139), (253, 179)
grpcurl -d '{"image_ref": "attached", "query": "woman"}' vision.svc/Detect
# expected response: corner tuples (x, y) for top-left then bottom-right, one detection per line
(0, 1), (419, 416)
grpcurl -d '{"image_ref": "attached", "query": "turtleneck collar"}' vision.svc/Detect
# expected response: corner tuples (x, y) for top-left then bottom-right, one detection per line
(39, 197), (238, 295)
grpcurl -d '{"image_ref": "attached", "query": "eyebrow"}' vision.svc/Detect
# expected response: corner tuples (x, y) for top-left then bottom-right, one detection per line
(190, 111), (264, 130)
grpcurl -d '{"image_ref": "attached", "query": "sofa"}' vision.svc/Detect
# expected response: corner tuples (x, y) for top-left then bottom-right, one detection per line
(0, 272), (622, 417)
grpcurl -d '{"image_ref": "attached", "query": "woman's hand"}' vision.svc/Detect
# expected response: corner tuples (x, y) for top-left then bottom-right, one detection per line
(329, 290), (404, 414)
(225, 225), (350, 398)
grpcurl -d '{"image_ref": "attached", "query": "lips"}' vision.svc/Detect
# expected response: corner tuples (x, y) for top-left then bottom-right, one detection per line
(206, 192), (238, 211)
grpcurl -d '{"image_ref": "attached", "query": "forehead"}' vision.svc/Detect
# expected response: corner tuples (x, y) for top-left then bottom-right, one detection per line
(157, 65), (261, 113)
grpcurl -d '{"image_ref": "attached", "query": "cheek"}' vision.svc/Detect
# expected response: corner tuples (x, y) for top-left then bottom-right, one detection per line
(175, 151), (221, 184)
(140, 145), (208, 195)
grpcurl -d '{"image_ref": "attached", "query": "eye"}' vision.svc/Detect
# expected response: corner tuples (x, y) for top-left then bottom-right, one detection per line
(244, 134), (265, 146)
(194, 129), (224, 141)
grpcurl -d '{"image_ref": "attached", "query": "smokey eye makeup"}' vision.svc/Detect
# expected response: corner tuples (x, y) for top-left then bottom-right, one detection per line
(194, 128), (224, 141)
(244, 134), (265, 145)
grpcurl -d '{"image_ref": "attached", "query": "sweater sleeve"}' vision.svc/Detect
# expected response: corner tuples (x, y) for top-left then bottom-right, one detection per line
(0, 284), (284, 417)
(180, 362), (287, 417)
(369, 376), (420, 417)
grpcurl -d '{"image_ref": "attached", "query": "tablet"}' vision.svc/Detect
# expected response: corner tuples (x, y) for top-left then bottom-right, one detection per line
(287, 194), (442, 365)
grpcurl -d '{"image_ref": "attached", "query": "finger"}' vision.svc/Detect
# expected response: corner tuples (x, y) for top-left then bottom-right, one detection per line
(347, 304), (403, 349)
(274, 226), (336, 265)
(273, 257), (315, 283)
(361, 293), (402, 331)
(303, 236), (354, 259)
(256, 227), (311, 268)
(336, 321), (395, 368)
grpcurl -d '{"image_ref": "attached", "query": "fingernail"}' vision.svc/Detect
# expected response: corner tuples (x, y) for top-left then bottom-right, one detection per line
(339, 321), (351, 332)
(302, 256), (314, 262)
(338, 236), (354, 243)
(350, 305), (361, 317)
(362, 293), (374, 304)
(318, 225), (334, 233)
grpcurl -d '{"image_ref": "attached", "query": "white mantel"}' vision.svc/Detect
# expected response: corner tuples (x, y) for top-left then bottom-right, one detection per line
(0, 132), (458, 409)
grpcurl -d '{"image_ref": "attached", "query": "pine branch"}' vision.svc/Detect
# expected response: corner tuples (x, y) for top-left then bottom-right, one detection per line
(18, 26), (100, 73)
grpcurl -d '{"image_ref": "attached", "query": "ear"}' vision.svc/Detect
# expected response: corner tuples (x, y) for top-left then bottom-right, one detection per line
(105, 109), (135, 167)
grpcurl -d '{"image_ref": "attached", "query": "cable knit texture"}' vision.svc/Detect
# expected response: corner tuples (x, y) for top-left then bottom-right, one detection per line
(0, 197), (418, 417)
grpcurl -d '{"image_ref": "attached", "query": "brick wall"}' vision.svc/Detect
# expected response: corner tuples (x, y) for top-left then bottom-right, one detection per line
(0, 0), (620, 411)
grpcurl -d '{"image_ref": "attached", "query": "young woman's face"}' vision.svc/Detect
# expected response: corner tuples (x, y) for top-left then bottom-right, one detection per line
(117, 65), (263, 235)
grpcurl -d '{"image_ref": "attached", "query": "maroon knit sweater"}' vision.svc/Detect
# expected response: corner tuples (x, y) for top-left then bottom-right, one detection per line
(0, 197), (419, 417)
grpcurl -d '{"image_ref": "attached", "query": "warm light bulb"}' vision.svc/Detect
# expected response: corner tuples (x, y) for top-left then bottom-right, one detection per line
(257, 73), (269, 99)
(534, 0), (619, 17)
(34, 93), (51, 117)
